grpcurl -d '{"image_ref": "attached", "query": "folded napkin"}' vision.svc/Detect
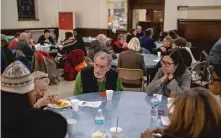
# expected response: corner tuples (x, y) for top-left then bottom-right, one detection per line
(153, 94), (163, 102)
(161, 116), (170, 126)
(79, 101), (102, 108)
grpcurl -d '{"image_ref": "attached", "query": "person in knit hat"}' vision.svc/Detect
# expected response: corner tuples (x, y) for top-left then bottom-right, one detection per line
(31, 71), (57, 108)
(1, 61), (67, 138)
(1, 60), (35, 137)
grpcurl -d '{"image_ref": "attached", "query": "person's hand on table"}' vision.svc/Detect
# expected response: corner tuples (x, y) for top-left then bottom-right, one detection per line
(141, 129), (160, 138)
(152, 128), (164, 137)
(34, 95), (51, 108)
(160, 47), (166, 53)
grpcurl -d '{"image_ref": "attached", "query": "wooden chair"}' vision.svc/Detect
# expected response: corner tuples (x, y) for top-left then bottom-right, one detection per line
(117, 68), (144, 92)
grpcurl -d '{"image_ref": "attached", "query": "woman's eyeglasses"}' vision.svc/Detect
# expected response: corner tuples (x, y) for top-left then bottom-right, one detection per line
(208, 65), (221, 83)
(210, 76), (221, 84)
(160, 60), (175, 67)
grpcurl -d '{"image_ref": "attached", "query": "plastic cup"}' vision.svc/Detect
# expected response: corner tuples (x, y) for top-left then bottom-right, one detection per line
(71, 99), (80, 111)
(110, 127), (123, 138)
(106, 90), (114, 101)
(157, 52), (161, 60)
(67, 119), (77, 135)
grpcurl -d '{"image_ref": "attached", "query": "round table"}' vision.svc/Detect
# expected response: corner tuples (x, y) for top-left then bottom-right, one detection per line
(47, 92), (168, 138)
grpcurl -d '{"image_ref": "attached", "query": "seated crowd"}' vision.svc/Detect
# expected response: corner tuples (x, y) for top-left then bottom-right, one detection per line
(1, 24), (221, 138)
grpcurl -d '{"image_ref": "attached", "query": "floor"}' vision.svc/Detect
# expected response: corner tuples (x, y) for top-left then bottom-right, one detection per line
(46, 77), (75, 99)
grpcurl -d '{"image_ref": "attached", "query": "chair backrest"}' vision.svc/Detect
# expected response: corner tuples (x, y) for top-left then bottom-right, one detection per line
(117, 68), (143, 85)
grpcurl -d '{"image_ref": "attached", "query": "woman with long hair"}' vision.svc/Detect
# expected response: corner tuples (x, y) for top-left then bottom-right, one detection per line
(141, 87), (221, 138)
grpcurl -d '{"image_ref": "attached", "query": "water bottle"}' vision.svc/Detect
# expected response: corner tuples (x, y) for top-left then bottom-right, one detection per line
(95, 109), (105, 133)
(150, 96), (159, 128)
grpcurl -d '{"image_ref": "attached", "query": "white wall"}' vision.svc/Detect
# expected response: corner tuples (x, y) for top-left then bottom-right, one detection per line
(2, 0), (220, 30)
(1, 0), (126, 29)
(1, 0), (60, 29)
(164, 0), (221, 31)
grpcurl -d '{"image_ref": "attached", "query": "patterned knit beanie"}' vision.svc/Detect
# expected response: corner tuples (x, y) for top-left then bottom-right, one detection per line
(1, 61), (34, 94)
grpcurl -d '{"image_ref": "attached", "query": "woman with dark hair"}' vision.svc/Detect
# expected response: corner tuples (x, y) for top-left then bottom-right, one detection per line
(73, 29), (87, 55)
(168, 30), (179, 39)
(126, 28), (137, 43)
(59, 32), (77, 55)
(158, 31), (168, 42)
(146, 49), (191, 96)
(141, 87), (221, 138)
(176, 48), (192, 67)
(174, 37), (196, 64)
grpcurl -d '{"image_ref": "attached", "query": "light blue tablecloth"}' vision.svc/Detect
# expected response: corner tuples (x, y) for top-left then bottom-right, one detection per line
(112, 54), (160, 68)
(47, 92), (168, 138)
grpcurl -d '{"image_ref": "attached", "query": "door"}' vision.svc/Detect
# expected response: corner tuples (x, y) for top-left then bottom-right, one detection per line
(59, 12), (73, 30)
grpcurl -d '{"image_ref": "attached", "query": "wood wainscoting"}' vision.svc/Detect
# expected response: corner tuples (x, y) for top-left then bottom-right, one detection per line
(76, 28), (127, 41)
(1, 28), (127, 42)
(1, 27), (59, 39)
(178, 19), (221, 60)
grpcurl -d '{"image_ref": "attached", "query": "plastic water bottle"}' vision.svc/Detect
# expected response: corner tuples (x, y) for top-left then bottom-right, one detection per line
(150, 96), (159, 128)
(95, 109), (105, 132)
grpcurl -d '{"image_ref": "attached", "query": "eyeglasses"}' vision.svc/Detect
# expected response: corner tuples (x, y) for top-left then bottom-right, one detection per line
(160, 60), (175, 67)
(210, 76), (221, 84)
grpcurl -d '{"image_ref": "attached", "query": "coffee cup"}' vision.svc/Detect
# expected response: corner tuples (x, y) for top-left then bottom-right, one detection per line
(110, 127), (123, 138)
(106, 90), (114, 101)
(71, 99), (80, 111)
(67, 119), (77, 135)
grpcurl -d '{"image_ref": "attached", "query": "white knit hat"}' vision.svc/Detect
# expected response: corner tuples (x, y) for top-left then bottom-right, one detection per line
(1, 61), (34, 94)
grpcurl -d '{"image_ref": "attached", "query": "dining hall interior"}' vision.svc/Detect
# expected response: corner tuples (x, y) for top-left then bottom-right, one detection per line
(1, 0), (221, 138)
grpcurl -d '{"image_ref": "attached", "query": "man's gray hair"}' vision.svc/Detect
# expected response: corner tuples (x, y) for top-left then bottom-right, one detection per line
(93, 52), (113, 68)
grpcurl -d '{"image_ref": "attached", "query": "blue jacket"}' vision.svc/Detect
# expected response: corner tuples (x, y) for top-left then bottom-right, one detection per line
(139, 36), (156, 53)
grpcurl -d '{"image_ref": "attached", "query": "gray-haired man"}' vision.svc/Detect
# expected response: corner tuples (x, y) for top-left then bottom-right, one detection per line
(74, 52), (123, 95)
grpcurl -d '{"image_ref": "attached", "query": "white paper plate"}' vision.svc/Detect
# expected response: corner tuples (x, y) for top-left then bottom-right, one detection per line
(47, 99), (71, 109)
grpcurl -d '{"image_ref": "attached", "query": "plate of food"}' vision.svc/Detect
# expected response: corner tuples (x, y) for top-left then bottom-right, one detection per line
(48, 98), (71, 109)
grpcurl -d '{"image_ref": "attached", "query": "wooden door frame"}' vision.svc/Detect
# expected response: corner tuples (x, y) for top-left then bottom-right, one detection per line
(127, 0), (165, 30)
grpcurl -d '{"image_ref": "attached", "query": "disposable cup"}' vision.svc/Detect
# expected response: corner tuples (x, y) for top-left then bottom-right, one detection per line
(106, 90), (114, 100)
(67, 119), (77, 135)
(71, 99), (80, 111)
(157, 52), (161, 60)
(110, 127), (123, 138)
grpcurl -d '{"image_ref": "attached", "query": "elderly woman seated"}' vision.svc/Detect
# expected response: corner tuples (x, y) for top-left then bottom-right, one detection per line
(112, 34), (128, 54)
(89, 34), (117, 60)
(117, 37), (146, 75)
(29, 71), (57, 108)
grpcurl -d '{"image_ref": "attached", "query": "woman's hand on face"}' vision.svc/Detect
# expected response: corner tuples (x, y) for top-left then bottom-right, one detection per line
(34, 96), (51, 108)
(122, 43), (128, 48)
(168, 73), (174, 80)
(160, 47), (167, 53)
(160, 74), (168, 83)
(141, 129), (154, 138)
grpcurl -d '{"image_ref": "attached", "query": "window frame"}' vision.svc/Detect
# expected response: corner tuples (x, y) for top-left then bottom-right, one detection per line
(17, 0), (38, 21)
